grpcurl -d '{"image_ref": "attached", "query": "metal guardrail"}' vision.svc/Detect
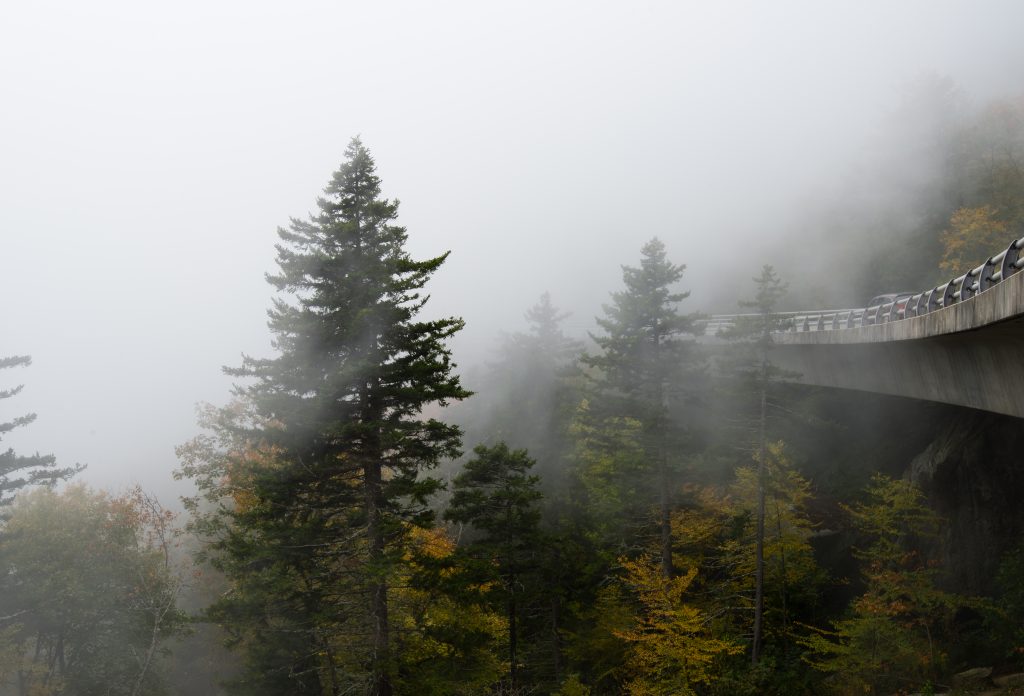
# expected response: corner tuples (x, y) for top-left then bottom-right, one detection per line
(706, 235), (1024, 334)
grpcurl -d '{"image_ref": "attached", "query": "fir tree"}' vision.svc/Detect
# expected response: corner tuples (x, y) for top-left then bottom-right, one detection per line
(464, 292), (582, 493)
(582, 238), (703, 578)
(181, 138), (468, 695)
(719, 265), (790, 665)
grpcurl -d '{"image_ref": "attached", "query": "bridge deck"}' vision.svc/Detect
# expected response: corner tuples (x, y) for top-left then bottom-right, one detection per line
(774, 262), (1024, 345)
(765, 267), (1024, 417)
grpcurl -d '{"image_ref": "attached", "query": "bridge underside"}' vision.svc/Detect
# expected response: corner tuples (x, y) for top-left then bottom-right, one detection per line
(771, 317), (1024, 419)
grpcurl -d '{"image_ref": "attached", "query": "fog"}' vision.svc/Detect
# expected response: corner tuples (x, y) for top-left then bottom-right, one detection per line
(2, 0), (1023, 497)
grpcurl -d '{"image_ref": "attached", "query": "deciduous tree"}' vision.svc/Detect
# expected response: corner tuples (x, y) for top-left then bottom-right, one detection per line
(0, 485), (186, 695)
(615, 556), (741, 695)
(800, 474), (972, 694)
(939, 204), (1010, 275)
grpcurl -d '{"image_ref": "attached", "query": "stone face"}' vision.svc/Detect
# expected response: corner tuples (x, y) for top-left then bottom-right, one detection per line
(908, 409), (1024, 594)
(993, 672), (1024, 687)
(952, 666), (992, 687)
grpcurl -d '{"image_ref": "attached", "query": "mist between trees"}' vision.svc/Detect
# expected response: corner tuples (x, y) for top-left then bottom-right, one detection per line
(2, 84), (1024, 695)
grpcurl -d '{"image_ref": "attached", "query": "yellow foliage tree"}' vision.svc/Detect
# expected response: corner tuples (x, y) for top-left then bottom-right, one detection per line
(938, 205), (1009, 275)
(614, 556), (741, 695)
(671, 442), (821, 651)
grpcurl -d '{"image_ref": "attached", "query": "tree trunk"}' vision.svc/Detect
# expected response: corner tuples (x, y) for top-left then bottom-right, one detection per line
(552, 597), (561, 684)
(774, 495), (789, 657)
(509, 586), (518, 691)
(366, 457), (392, 696)
(751, 324), (768, 665)
(660, 452), (673, 579)
(655, 331), (673, 579)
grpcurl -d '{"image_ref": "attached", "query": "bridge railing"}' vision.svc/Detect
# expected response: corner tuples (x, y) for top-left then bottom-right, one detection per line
(703, 235), (1024, 335)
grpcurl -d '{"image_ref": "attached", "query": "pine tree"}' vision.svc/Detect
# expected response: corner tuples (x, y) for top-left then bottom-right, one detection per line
(0, 355), (79, 505)
(181, 138), (469, 695)
(582, 238), (703, 579)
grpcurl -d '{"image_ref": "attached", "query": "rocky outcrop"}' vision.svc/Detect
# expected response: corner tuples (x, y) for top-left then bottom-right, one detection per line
(952, 666), (993, 688)
(994, 673), (1024, 688)
(907, 409), (1024, 594)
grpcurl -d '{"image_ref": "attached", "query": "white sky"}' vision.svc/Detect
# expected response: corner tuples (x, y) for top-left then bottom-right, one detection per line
(1, 0), (1022, 498)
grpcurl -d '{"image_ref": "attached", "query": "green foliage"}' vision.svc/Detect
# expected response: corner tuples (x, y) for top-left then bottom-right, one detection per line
(177, 408), (326, 695)
(583, 238), (702, 411)
(561, 583), (634, 692)
(679, 443), (823, 647)
(739, 265), (789, 326)
(554, 673), (592, 696)
(717, 265), (793, 384)
(719, 265), (796, 665)
(568, 400), (648, 550)
(446, 442), (543, 551)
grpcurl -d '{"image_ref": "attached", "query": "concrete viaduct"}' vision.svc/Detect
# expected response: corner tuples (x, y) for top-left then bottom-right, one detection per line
(707, 237), (1024, 419)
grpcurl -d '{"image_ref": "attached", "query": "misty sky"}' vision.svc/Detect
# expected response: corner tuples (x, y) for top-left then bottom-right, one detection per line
(2, 0), (1023, 498)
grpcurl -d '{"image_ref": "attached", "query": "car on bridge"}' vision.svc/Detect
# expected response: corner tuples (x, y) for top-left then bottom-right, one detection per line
(865, 292), (917, 323)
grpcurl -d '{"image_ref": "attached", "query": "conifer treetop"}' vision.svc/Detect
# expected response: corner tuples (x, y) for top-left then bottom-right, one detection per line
(584, 237), (702, 400)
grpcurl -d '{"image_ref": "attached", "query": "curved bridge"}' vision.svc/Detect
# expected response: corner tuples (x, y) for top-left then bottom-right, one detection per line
(707, 237), (1024, 419)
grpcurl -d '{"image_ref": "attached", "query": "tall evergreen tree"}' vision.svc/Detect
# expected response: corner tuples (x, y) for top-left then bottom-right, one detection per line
(181, 138), (468, 695)
(720, 265), (790, 665)
(581, 238), (703, 578)
(0, 355), (79, 505)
